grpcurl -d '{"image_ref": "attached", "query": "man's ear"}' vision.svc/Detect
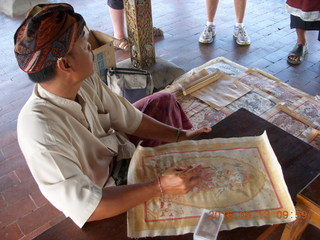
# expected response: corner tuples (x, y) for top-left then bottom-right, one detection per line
(56, 57), (73, 73)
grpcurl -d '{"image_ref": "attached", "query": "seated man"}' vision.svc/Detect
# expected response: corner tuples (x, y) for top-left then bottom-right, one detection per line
(14, 3), (211, 227)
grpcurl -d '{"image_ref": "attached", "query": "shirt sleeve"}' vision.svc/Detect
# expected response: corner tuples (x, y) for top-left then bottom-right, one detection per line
(85, 73), (143, 134)
(27, 150), (102, 228)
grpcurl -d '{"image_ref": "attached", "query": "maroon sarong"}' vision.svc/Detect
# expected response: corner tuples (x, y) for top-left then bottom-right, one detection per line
(128, 92), (193, 147)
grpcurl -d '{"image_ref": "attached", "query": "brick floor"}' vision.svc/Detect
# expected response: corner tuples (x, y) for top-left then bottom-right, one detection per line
(0, 0), (319, 239)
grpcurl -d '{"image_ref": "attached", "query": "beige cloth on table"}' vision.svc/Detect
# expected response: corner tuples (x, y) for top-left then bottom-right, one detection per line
(127, 132), (295, 238)
(191, 74), (251, 110)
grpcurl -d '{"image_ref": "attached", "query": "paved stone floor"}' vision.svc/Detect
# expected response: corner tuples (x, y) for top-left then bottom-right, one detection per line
(0, 0), (319, 239)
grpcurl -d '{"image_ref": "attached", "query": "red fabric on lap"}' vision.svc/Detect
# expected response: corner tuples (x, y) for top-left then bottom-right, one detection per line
(129, 92), (192, 147)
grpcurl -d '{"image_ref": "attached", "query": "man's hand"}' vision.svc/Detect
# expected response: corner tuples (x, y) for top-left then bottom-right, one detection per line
(88, 164), (203, 222)
(179, 127), (212, 141)
(159, 164), (203, 195)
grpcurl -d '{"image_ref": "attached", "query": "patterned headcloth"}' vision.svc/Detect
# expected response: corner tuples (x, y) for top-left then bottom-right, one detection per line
(14, 3), (85, 73)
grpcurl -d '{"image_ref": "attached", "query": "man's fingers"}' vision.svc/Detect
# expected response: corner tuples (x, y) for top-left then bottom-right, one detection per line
(160, 168), (202, 195)
(183, 176), (201, 193)
(203, 127), (212, 132)
(174, 166), (191, 171)
(162, 166), (190, 176)
(189, 175), (202, 186)
(186, 127), (212, 139)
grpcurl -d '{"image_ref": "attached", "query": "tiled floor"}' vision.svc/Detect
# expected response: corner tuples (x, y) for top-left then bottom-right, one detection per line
(0, 0), (319, 239)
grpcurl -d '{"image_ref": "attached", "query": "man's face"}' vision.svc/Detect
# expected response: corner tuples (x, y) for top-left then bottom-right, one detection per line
(67, 27), (94, 80)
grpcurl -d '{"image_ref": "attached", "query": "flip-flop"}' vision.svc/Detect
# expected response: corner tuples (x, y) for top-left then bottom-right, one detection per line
(113, 38), (130, 52)
(287, 44), (308, 65)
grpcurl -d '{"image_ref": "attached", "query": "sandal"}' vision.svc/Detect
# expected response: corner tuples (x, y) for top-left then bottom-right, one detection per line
(287, 44), (308, 65)
(153, 27), (164, 37)
(113, 38), (130, 52)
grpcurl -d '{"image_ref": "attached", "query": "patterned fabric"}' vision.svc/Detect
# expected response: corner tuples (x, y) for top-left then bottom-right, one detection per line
(14, 3), (85, 73)
(127, 133), (296, 238)
(129, 92), (193, 147)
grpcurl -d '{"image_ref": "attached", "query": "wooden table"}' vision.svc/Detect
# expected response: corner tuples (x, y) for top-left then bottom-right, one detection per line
(280, 173), (320, 239)
(35, 108), (320, 240)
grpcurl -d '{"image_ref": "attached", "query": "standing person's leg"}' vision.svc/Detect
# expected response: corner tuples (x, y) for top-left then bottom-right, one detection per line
(287, 28), (308, 64)
(296, 28), (307, 45)
(287, 14), (311, 65)
(108, 7), (126, 39)
(233, 0), (251, 45)
(108, 0), (129, 51)
(199, 0), (219, 44)
(234, 0), (246, 23)
(206, 0), (219, 22)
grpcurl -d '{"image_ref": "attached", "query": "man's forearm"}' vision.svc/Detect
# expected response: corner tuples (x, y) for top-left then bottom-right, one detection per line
(88, 180), (159, 222)
(132, 114), (182, 143)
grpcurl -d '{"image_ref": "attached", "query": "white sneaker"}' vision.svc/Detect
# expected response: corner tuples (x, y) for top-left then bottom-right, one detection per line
(233, 26), (251, 45)
(199, 25), (216, 44)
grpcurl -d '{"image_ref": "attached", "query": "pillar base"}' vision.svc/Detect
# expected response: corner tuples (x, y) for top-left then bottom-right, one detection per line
(0, 0), (49, 17)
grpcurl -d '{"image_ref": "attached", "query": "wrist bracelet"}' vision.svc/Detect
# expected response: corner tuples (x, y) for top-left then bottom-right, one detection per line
(157, 175), (164, 198)
(176, 128), (182, 142)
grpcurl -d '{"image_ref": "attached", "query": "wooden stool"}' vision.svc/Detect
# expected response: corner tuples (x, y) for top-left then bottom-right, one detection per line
(280, 173), (320, 240)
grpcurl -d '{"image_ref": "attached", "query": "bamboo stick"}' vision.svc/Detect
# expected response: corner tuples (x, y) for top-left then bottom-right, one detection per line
(182, 71), (223, 96)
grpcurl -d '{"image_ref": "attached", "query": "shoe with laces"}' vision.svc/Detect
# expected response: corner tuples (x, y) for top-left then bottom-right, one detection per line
(199, 25), (216, 44)
(233, 26), (251, 45)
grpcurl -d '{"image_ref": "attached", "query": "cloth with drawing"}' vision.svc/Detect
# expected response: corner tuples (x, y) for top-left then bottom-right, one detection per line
(127, 132), (295, 238)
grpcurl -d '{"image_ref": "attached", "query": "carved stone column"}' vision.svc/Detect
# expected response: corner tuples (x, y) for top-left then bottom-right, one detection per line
(123, 0), (156, 69)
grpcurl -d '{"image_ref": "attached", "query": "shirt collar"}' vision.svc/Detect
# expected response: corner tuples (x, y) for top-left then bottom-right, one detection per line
(35, 83), (84, 118)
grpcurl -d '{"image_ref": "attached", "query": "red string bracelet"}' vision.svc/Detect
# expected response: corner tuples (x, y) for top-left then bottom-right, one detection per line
(157, 175), (164, 198)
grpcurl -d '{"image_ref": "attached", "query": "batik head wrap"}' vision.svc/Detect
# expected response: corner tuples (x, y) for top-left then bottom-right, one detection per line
(14, 3), (86, 73)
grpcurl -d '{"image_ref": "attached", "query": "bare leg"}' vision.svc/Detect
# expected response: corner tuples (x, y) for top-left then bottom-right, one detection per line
(296, 28), (307, 45)
(206, 0), (219, 22)
(108, 7), (126, 39)
(234, 0), (246, 23)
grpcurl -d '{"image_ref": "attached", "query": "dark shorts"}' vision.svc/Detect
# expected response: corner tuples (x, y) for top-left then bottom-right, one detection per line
(290, 15), (320, 40)
(107, 0), (124, 10)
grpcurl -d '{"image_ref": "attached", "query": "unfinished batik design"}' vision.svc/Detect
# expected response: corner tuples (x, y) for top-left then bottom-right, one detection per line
(237, 70), (279, 90)
(127, 133), (295, 238)
(269, 112), (308, 136)
(188, 106), (227, 130)
(237, 70), (306, 105)
(160, 156), (266, 208)
(226, 90), (276, 116)
(205, 62), (245, 77)
(263, 84), (305, 105)
(262, 105), (314, 138)
(178, 96), (208, 118)
(292, 97), (320, 129)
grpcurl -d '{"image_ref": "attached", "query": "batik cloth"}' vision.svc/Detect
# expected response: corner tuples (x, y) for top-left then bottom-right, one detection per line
(127, 132), (295, 238)
(14, 3), (85, 73)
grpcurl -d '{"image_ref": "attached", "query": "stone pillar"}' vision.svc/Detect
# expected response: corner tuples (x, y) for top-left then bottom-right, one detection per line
(123, 0), (156, 69)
